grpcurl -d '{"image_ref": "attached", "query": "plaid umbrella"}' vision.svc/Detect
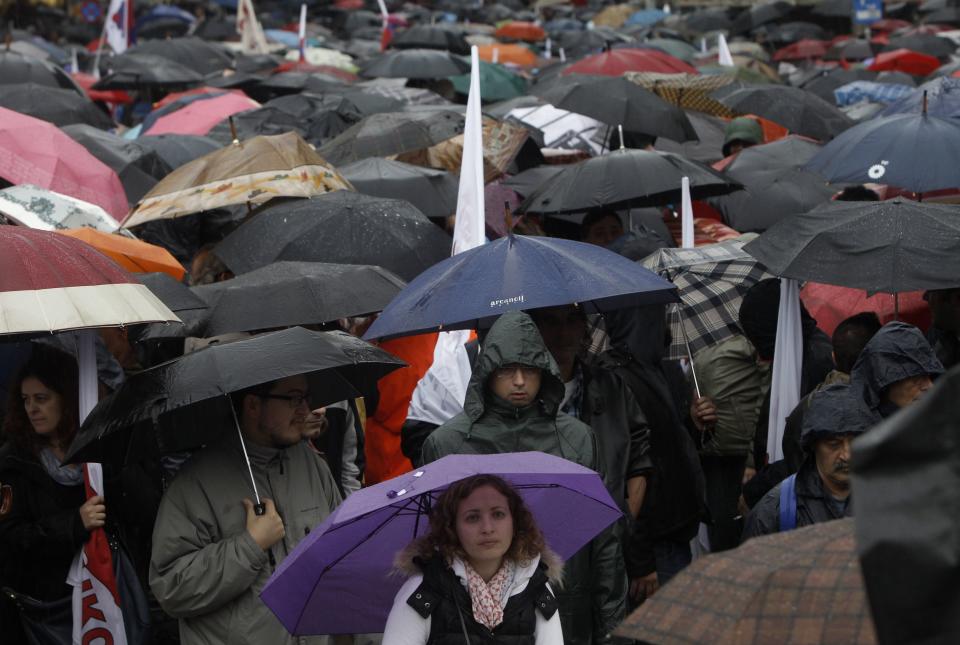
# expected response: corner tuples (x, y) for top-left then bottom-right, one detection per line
(624, 72), (737, 118)
(615, 518), (877, 645)
(641, 237), (774, 360)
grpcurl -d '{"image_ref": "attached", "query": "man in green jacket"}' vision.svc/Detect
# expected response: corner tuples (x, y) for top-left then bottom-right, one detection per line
(421, 311), (628, 644)
(149, 374), (342, 645)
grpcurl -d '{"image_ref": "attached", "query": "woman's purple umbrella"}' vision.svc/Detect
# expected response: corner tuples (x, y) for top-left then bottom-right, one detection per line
(260, 451), (622, 635)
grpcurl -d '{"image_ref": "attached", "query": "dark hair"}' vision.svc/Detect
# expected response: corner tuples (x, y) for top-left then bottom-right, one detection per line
(832, 312), (883, 373)
(230, 381), (276, 419)
(580, 210), (623, 241)
(2, 347), (80, 454)
(409, 474), (546, 566)
(835, 185), (880, 202)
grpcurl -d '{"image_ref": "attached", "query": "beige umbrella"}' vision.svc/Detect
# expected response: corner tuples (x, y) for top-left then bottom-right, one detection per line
(124, 131), (353, 227)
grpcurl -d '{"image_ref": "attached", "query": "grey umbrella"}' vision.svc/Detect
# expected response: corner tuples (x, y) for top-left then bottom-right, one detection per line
(359, 49), (470, 79)
(317, 110), (464, 165)
(711, 84), (854, 141)
(94, 52), (204, 90)
(0, 49), (83, 93)
(0, 83), (114, 129)
(339, 158), (459, 218)
(391, 25), (471, 55)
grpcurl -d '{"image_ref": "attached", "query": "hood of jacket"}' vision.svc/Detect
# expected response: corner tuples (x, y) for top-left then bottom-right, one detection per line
(464, 312), (565, 423)
(800, 383), (872, 451)
(604, 305), (669, 365)
(850, 322), (944, 412)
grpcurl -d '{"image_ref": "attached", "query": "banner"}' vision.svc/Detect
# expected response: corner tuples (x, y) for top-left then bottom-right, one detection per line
(103, 0), (132, 54)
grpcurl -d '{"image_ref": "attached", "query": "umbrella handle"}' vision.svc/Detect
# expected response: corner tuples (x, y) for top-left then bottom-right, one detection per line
(254, 503), (267, 516)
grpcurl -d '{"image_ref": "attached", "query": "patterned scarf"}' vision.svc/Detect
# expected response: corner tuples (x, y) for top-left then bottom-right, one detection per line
(463, 559), (516, 630)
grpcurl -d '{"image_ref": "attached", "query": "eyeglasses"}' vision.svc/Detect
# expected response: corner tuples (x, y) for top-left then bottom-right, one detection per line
(493, 365), (540, 380)
(260, 392), (311, 409)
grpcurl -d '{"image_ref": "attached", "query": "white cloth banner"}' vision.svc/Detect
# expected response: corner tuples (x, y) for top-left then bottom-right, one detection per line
(408, 47), (487, 426)
(237, 0), (270, 54)
(681, 176), (694, 249)
(104, 0), (131, 54)
(718, 34), (736, 67)
(766, 279), (803, 462)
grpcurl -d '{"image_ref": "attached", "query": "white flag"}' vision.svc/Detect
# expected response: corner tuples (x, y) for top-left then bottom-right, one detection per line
(766, 279), (803, 462)
(298, 4), (307, 62)
(104, 0), (131, 54)
(408, 46), (486, 426)
(237, 0), (270, 54)
(680, 176), (694, 249)
(718, 33), (735, 67)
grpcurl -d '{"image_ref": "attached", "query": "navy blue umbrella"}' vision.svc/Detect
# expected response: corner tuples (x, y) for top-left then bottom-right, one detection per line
(803, 112), (960, 194)
(363, 234), (678, 341)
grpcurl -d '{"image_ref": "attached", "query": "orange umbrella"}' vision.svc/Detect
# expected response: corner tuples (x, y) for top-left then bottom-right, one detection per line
(494, 21), (546, 42)
(477, 43), (538, 66)
(58, 228), (185, 281)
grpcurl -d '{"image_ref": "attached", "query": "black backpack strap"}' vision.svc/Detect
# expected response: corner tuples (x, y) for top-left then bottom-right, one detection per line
(534, 586), (558, 620)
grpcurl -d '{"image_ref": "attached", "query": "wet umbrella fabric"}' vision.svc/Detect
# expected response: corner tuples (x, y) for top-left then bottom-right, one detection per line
(0, 49), (83, 92)
(364, 234), (677, 341)
(519, 149), (739, 214)
(317, 110), (465, 165)
(869, 49), (942, 77)
(135, 134), (222, 170)
(655, 111), (728, 164)
(142, 92), (261, 136)
(260, 451), (622, 635)
(57, 228), (185, 280)
(196, 262), (406, 336)
(0, 83), (114, 129)
(215, 192), (451, 282)
(710, 85), (854, 141)
(450, 62), (527, 102)
(0, 184), (118, 232)
(563, 48), (698, 76)
(339, 158), (458, 218)
(360, 49), (470, 79)
(390, 25), (471, 55)
(206, 94), (365, 146)
(136, 272), (209, 314)
(743, 198), (960, 293)
(94, 53), (205, 90)
(803, 112), (960, 193)
(824, 38), (880, 61)
(881, 76), (960, 116)
(64, 327), (405, 465)
(730, 1), (793, 34)
(125, 37), (234, 76)
(882, 34), (957, 59)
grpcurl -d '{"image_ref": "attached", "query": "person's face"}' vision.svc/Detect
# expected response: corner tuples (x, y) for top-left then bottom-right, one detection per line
(532, 306), (587, 371)
(885, 374), (934, 408)
(814, 435), (853, 491)
(582, 215), (624, 247)
(250, 375), (311, 448)
(489, 364), (542, 408)
(726, 140), (753, 156)
(21, 377), (63, 438)
(455, 485), (514, 572)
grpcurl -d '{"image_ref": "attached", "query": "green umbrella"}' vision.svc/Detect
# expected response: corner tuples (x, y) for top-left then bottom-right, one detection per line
(450, 61), (527, 102)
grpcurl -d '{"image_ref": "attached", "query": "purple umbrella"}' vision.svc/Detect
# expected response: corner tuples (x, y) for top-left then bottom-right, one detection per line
(260, 451), (621, 635)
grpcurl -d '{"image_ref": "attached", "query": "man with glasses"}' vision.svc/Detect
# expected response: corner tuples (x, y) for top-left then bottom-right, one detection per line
(150, 374), (342, 645)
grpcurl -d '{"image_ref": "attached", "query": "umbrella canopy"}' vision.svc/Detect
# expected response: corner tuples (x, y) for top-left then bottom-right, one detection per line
(476, 43), (538, 66)
(450, 62), (527, 102)
(532, 75), (697, 142)
(519, 149), (740, 214)
(881, 76), (960, 116)
(135, 134), (222, 170)
(0, 49), (82, 92)
(126, 131), (353, 226)
(743, 198), (960, 293)
(64, 326), (405, 465)
(136, 272), (209, 314)
(882, 34), (957, 58)
(655, 111), (729, 164)
(823, 38), (880, 61)
(143, 92), (261, 136)
(0, 184), (118, 232)
(121, 37), (234, 76)
(57, 228), (185, 281)
(0, 107), (127, 221)
(636, 39), (700, 64)
(215, 192), (451, 282)
(772, 39), (830, 61)
(0, 83), (114, 129)
(801, 68), (878, 102)
(339, 157), (458, 218)
(195, 262), (406, 336)
(391, 25), (471, 55)
(94, 52), (205, 90)
(800, 283), (930, 337)
(804, 112), (960, 193)
(869, 49), (943, 76)
(683, 8), (733, 34)
(205, 94), (363, 147)
(0, 226), (178, 335)
(710, 84), (854, 142)
(640, 238), (775, 360)
(563, 48), (698, 76)
(494, 21), (546, 42)
(709, 136), (836, 232)
(364, 234), (677, 341)
(757, 21), (828, 45)
(730, 1), (794, 34)
(625, 72), (737, 118)
(360, 49), (470, 79)
(616, 518), (876, 644)
(317, 110), (465, 165)
(261, 451), (621, 635)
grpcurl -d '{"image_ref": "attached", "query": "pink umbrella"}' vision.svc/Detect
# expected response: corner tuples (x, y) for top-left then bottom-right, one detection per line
(0, 107), (127, 221)
(145, 92), (261, 136)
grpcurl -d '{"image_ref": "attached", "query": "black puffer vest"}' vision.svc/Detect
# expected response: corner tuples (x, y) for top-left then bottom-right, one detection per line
(406, 557), (558, 645)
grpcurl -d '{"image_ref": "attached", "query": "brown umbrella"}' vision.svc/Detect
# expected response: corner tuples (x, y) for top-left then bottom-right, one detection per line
(125, 131), (353, 227)
(615, 518), (877, 645)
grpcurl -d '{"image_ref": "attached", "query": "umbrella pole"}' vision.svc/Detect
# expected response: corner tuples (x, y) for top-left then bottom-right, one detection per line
(676, 304), (702, 399)
(894, 292), (900, 321)
(227, 394), (266, 515)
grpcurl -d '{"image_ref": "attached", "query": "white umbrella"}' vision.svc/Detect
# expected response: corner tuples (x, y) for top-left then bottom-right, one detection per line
(0, 184), (120, 233)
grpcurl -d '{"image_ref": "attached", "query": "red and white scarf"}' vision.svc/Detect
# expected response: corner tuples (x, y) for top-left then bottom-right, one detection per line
(463, 559), (516, 630)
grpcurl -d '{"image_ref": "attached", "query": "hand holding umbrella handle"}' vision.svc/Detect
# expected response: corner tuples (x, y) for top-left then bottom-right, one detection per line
(255, 503), (267, 516)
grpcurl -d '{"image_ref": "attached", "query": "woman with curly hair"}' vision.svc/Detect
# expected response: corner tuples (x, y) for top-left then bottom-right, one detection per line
(383, 474), (564, 644)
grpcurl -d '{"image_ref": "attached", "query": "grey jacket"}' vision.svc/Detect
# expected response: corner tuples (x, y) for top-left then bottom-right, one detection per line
(149, 434), (341, 645)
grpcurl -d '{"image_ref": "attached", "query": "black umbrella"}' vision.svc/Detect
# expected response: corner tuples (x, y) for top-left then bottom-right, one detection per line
(194, 16), (237, 41)
(708, 136), (836, 232)
(135, 134), (222, 170)
(883, 34), (957, 59)
(126, 37), (234, 76)
(62, 125), (173, 206)
(0, 50), (82, 93)
(756, 21), (828, 44)
(215, 193), (452, 281)
(518, 149), (740, 214)
(339, 158), (459, 218)
(136, 272), (208, 313)
(359, 49), (470, 79)
(731, 1), (794, 34)
(136, 17), (192, 40)
(501, 165), (566, 198)
(800, 68), (877, 102)
(208, 94), (364, 147)
(250, 71), (349, 98)
(0, 83), (114, 129)
(317, 110), (464, 165)
(656, 111), (729, 164)
(683, 8), (733, 33)
(94, 52), (204, 90)
(711, 84), (854, 141)
(391, 25), (470, 55)
(532, 75), (698, 143)
(804, 112), (960, 193)
(925, 6), (960, 23)
(823, 38), (882, 61)
(64, 327), (405, 468)
(812, 0), (853, 17)
(743, 198), (960, 293)
(195, 262), (406, 336)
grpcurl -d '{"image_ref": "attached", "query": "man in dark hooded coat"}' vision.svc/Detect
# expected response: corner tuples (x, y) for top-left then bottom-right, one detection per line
(421, 311), (627, 645)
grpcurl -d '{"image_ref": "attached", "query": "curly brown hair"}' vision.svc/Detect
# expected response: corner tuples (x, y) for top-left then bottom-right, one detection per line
(2, 347), (80, 455)
(408, 474), (547, 566)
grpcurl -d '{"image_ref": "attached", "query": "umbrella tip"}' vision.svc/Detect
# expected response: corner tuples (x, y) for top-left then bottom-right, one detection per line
(922, 90), (928, 115)
(618, 124), (625, 151)
(228, 115), (240, 146)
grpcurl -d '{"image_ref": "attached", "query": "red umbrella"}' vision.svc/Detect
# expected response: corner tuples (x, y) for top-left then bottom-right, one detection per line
(0, 107), (127, 221)
(871, 18), (911, 33)
(800, 282), (930, 337)
(773, 39), (830, 61)
(153, 86), (232, 109)
(868, 48), (942, 76)
(70, 72), (132, 104)
(0, 226), (177, 335)
(563, 49), (698, 76)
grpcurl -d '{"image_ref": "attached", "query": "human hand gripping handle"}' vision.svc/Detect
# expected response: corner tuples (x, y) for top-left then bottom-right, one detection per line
(243, 498), (285, 551)
(79, 495), (106, 531)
